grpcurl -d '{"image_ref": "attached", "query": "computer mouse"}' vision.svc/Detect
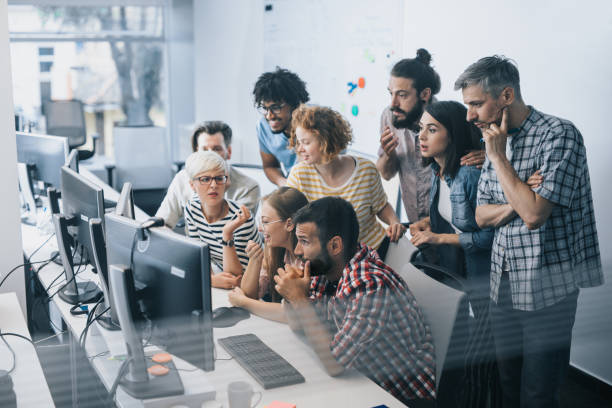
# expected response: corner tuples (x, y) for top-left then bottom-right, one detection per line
(212, 307), (250, 328)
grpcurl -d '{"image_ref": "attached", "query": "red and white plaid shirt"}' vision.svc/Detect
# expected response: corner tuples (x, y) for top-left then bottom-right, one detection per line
(309, 245), (436, 403)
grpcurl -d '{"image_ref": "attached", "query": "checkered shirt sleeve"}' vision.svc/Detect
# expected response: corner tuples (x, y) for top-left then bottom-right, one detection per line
(315, 246), (437, 402)
(483, 108), (603, 311)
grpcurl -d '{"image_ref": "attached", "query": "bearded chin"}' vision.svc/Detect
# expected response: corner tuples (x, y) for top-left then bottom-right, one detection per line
(307, 250), (333, 276)
(392, 100), (424, 130)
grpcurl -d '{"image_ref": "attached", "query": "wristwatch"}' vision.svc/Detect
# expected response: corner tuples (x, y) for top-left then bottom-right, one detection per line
(221, 238), (234, 247)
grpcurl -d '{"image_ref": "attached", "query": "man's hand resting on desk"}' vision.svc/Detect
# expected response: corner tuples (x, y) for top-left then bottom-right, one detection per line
(211, 272), (242, 289)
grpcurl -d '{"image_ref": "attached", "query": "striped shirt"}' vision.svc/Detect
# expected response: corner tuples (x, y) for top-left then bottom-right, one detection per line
(184, 197), (262, 270)
(309, 245), (436, 403)
(287, 156), (387, 249)
(477, 107), (603, 311)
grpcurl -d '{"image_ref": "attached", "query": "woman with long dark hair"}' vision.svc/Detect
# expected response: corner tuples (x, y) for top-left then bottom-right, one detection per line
(410, 100), (500, 407)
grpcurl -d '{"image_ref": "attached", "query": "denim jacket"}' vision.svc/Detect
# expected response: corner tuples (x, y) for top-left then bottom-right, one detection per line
(428, 163), (494, 286)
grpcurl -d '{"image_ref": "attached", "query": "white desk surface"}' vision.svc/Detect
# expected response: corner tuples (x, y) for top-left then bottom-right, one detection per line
(0, 292), (55, 407)
(21, 223), (404, 408)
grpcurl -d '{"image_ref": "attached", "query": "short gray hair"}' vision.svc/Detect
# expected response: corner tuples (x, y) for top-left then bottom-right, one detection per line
(185, 151), (229, 179)
(454, 55), (522, 99)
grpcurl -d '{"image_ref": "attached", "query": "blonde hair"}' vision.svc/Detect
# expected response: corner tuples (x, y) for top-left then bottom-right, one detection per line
(185, 150), (229, 179)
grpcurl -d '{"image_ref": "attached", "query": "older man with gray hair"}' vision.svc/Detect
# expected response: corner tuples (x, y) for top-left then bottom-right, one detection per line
(455, 55), (603, 408)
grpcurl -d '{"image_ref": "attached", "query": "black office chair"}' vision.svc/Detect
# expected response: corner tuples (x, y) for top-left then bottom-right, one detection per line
(43, 99), (98, 161)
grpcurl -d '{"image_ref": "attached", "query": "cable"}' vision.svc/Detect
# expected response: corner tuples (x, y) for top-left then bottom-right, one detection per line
(0, 253), (59, 290)
(25, 232), (56, 263)
(109, 357), (132, 403)
(0, 331), (36, 375)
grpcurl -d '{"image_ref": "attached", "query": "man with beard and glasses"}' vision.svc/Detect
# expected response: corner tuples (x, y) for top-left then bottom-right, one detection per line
(253, 67), (310, 186)
(377, 49), (485, 231)
(274, 197), (437, 407)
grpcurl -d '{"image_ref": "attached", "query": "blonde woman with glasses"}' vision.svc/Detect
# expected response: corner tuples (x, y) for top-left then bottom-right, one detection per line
(184, 151), (262, 289)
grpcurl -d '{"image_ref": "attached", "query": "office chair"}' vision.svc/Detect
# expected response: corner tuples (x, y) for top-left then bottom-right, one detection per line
(43, 99), (98, 161)
(108, 125), (173, 216)
(399, 252), (469, 405)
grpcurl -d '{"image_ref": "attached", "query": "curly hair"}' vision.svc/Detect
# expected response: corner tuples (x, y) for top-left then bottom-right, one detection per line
(289, 105), (352, 163)
(253, 67), (310, 108)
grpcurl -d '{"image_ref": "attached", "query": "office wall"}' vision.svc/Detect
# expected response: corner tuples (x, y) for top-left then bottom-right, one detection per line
(192, 0), (612, 382)
(0, 1), (26, 314)
(193, 0), (264, 165)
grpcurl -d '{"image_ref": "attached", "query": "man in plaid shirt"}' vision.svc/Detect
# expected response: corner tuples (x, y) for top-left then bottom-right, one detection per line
(455, 56), (603, 408)
(274, 197), (436, 406)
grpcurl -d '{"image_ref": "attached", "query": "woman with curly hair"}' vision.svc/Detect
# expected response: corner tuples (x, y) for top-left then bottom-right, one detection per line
(286, 105), (405, 258)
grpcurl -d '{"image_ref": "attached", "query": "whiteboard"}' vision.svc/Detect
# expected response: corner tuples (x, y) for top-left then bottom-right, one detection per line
(263, 0), (404, 154)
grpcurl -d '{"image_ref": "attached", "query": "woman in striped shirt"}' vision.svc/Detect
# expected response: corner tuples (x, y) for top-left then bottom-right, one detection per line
(286, 105), (405, 258)
(184, 151), (262, 289)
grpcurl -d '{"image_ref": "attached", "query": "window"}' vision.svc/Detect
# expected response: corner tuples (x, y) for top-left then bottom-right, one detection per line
(9, 3), (167, 157)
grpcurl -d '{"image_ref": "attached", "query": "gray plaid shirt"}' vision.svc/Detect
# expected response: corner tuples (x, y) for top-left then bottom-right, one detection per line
(477, 107), (603, 311)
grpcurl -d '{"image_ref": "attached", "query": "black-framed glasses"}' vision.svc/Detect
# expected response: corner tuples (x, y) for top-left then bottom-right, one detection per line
(193, 175), (228, 185)
(257, 102), (286, 116)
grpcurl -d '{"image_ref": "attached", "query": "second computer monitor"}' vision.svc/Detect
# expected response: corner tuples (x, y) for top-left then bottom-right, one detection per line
(104, 213), (214, 371)
(16, 131), (69, 193)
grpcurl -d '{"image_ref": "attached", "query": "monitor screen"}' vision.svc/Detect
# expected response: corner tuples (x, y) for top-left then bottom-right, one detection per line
(16, 131), (69, 193)
(104, 213), (214, 371)
(60, 165), (105, 266)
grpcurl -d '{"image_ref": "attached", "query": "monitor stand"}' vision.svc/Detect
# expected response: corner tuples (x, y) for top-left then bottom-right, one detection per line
(52, 214), (102, 305)
(109, 265), (184, 399)
(17, 163), (37, 226)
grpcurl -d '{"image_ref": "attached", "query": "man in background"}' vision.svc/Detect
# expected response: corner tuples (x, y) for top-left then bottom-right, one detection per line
(156, 121), (260, 228)
(457, 55), (603, 407)
(252, 67), (309, 186)
(377, 48), (484, 229)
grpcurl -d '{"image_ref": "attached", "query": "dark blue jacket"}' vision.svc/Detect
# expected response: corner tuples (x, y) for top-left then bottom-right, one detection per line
(428, 163), (494, 294)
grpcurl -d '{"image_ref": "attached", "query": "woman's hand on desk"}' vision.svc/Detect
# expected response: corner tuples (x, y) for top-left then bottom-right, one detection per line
(211, 272), (242, 289)
(228, 287), (248, 307)
(386, 222), (407, 242)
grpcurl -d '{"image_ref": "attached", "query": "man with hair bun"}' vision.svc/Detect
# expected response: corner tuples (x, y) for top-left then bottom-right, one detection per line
(377, 49), (484, 230)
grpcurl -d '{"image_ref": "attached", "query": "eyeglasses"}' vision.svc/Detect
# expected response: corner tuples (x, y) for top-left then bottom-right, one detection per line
(257, 103), (286, 116)
(258, 217), (284, 227)
(193, 175), (228, 185)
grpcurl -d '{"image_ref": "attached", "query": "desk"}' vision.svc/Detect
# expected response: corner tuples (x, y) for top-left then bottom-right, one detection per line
(22, 221), (404, 407)
(0, 292), (55, 407)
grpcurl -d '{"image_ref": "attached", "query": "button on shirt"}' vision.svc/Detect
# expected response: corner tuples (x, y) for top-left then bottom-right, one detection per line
(309, 245), (436, 402)
(477, 107), (603, 311)
(378, 107), (432, 223)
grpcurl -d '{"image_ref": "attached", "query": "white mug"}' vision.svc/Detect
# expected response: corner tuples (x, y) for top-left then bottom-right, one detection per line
(227, 381), (262, 408)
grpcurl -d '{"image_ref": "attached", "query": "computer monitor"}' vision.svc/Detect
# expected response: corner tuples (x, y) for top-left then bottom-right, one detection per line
(52, 165), (104, 304)
(66, 149), (79, 173)
(16, 131), (69, 195)
(115, 182), (135, 219)
(104, 213), (214, 372)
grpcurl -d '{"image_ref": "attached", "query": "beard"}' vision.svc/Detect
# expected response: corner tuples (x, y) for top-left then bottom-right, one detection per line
(302, 247), (334, 277)
(391, 99), (424, 130)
